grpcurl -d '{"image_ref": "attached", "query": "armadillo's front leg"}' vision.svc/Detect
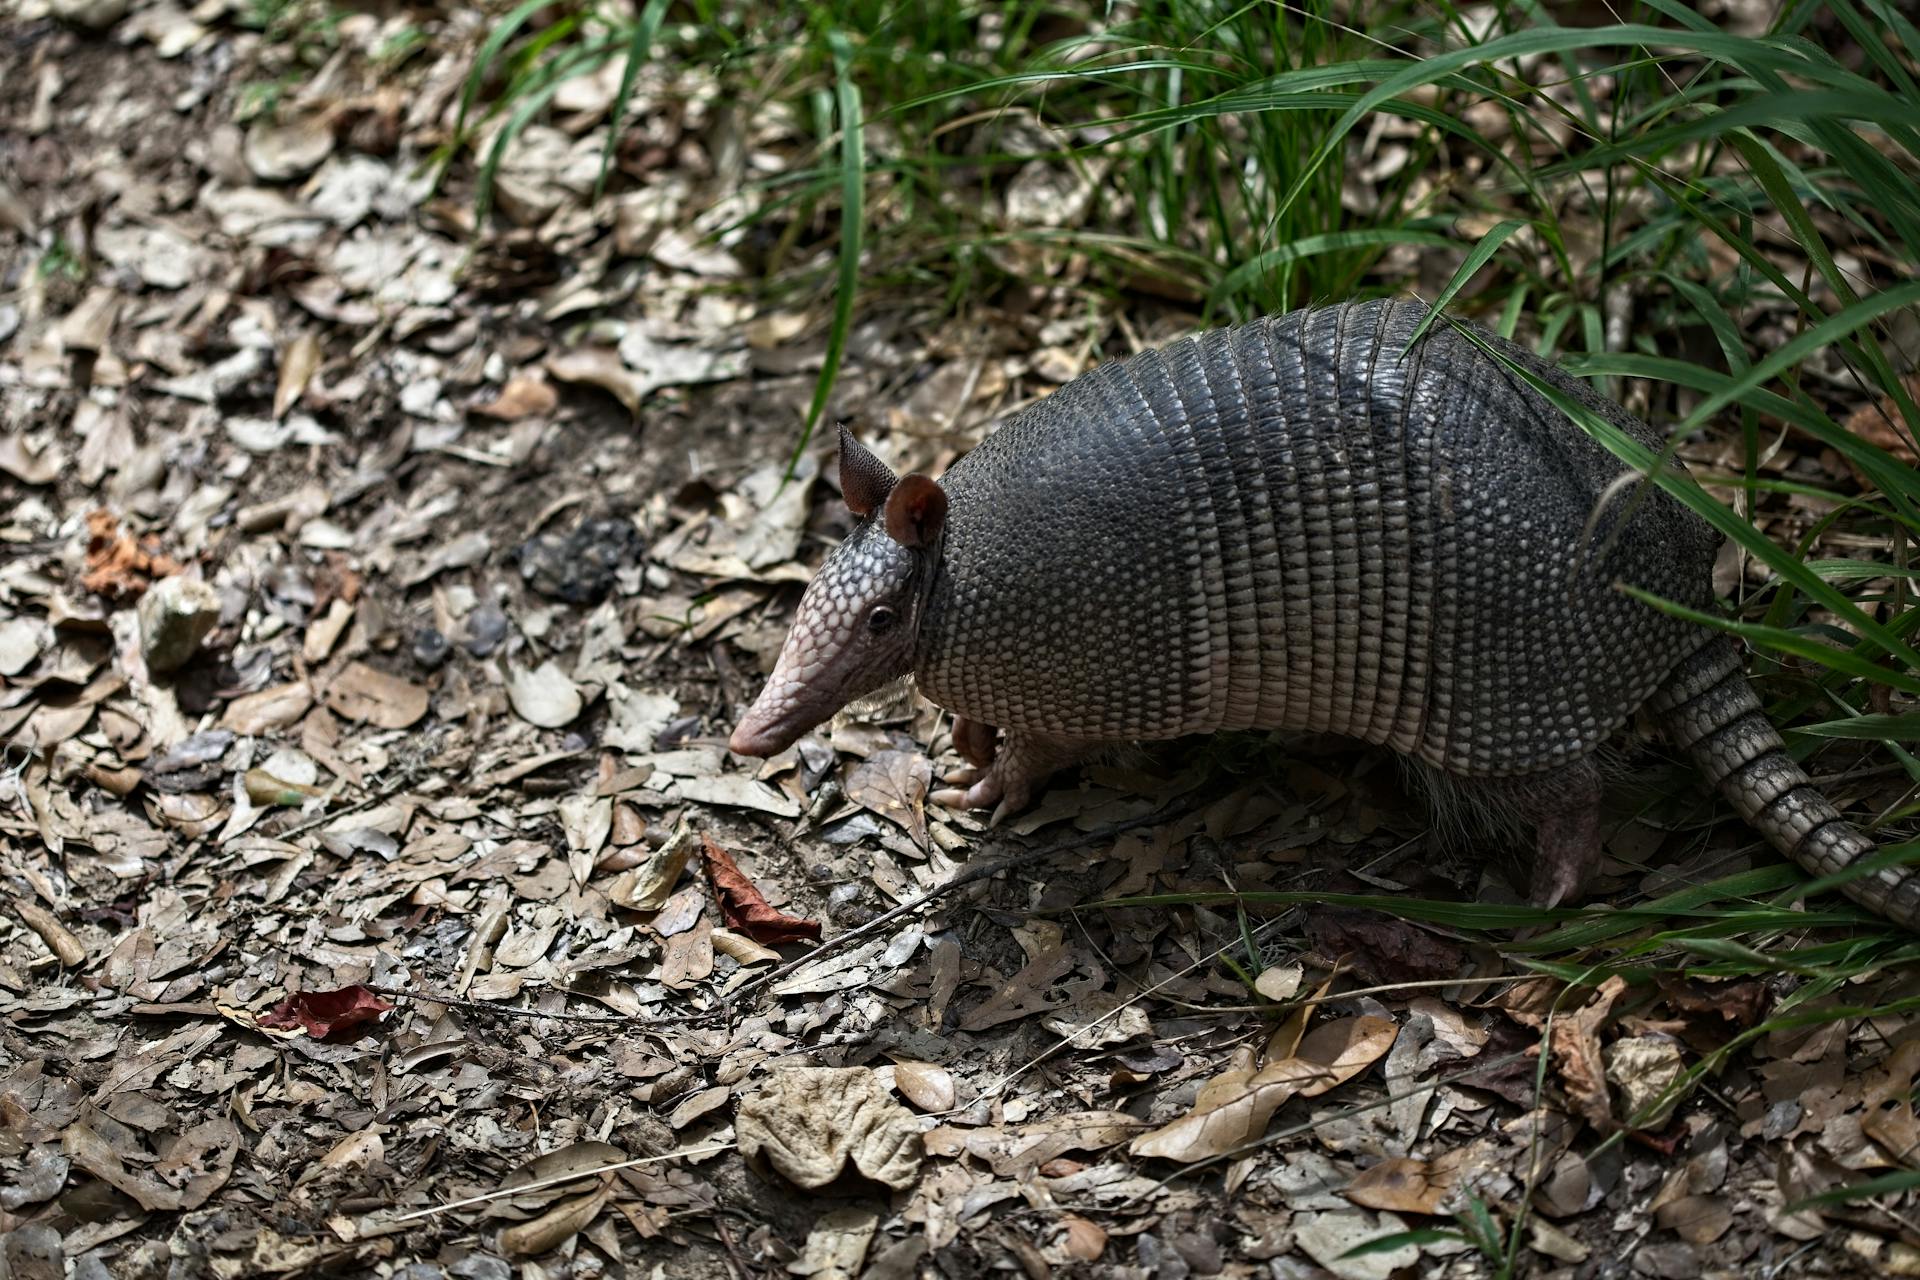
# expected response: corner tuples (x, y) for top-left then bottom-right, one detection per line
(931, 727), (1101, 825)
(1522, 760), (1605, 910)
(951, 716), (998, 770)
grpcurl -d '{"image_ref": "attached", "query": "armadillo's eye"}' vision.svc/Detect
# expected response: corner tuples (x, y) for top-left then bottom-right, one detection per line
(868, 606), (896, 634)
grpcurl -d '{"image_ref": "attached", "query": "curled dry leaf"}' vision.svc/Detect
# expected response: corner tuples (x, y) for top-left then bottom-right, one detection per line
(1344, 1153), (1465, 1216)
(844, 749), (931, 846)
(546, 347), (648, 417)
(274, 332), (323, 418)
(609, 823), (693, 911)
(1130, 1016), (1398, 1163)
(324, 662), (430, 729)
(702, 835), (821, 945)
(1654, 1193), (1734, 1245)
(500, 1186), (612, 1257)
(1606, 1033), (1687, 1131)
(473, 374), (559, 421)
(257, 985), (395, 1041)
(220, 681), (314, 735)
(735, 1066), (923, 1191)
(1062, 1215), (1107, 1262)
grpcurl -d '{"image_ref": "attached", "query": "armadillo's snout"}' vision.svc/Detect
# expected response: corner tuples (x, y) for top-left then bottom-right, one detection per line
(729, 681), (805, 757)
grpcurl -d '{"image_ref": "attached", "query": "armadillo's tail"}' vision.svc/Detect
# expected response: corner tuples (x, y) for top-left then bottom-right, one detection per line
(1650, 636), (1919, 929)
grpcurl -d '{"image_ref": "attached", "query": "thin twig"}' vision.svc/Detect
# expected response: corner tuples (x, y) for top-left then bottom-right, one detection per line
(387, 1144), (737, 1223)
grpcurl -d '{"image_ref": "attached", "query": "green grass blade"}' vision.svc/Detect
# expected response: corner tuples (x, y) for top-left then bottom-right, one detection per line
(793, 30), (865, 469)
(1401, 218), (1528, 355)
(595, 0), (672, 201)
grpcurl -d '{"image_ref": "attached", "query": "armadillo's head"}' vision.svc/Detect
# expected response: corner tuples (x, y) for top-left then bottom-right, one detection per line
(729, 426), (948, 757)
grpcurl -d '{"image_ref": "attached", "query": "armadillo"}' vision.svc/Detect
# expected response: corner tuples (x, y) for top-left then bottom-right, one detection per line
(729, 298), (1917, 928)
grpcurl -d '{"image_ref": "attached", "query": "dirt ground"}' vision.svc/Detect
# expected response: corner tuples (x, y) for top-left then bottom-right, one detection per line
(3, 6), (1919, 1280)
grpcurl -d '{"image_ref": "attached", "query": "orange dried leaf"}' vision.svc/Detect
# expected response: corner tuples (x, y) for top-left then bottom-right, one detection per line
(702, 835), (821, 945)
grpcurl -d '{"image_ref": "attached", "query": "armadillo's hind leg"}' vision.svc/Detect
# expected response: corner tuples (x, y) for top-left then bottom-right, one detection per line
(931, 727), (1103, 826)
(1414, 757), (1605, 909)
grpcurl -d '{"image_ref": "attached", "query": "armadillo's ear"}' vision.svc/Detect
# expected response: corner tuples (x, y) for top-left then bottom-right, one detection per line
(884, 474), (948, 549)
(838, 424), (898, 518)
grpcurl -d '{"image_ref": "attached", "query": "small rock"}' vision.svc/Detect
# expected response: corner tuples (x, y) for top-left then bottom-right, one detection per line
(48, 0), (131, 29)
(411, 626), (450, 669)
(513, 516), (644, 605)
(138, 575), (221, 673)
(464, 605), (509, 657)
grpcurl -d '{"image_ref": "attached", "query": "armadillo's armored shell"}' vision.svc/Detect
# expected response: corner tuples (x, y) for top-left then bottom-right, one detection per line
(916, 299), (1717, 777)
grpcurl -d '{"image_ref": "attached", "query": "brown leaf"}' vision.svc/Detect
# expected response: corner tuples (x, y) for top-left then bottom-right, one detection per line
(501, 1187), (612, 1257)
(546, 347), (647, 416)
(220, 681), (314, 734)
(1062, 1215), (1107, 1262)
(1344, 1156), (1456, 1215)
(1844, 374), (1920, 469)
(958, 942), (1076, 1032)
(844, 749), (931, 847)
(1131, 1015), (1398, 1163)
(258, 985), (395, 1041)
(1654, 1194), (1733, 1245)
(702, 835), (821, 945)
(324, 662), (430, 729)
(473, 374), (559, 421)
(81, 510), (182, 600)
(274, 332), (323, 419)
(1304, 908), (1466, 987)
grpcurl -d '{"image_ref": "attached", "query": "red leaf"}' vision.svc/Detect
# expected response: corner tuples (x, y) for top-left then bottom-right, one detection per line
(701, 835), (821, 946)
(259, 985), (395, 1041)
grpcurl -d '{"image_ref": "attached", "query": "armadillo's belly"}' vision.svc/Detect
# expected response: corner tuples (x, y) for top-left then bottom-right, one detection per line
(917, 299), (1718, 777)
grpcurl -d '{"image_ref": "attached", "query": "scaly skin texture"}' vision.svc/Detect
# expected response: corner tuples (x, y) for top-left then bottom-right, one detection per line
(732, 299), (1916, 930)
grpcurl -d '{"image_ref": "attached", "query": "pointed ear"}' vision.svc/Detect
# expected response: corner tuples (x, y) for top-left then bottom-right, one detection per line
(838, 424), (898, 518)
(883, 474), (948, 549)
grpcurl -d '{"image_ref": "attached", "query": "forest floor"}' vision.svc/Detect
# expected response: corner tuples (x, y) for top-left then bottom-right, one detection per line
(2, 5), (1917, 1279)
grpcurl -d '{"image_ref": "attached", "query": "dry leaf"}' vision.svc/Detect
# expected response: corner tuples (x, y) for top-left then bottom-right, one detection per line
(1131, 1016), (1398, 1162)
(0, 435), (62, 486)
(702, 836), (821, 945)
(501, 1187), (612, 1256)
(844, 749), (931, 846)
(790, 1207), (880, 1280)
(325, 662), (430, 729)
(257, 986), (395, 1041)
(1061, 1215), (1107, 1262)
(1344, 1155), (1457, 1215)
(546, 347), (649, 416)
(1654, 1193), (1733, 1245)
(735, 1067), (923, 1191)
(221, 682), (314, 734)
(507, 661), (584, 728)
(81, 509), (181, 599)
(473, 374), (559, 420)
(275, 332), (323, 418)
